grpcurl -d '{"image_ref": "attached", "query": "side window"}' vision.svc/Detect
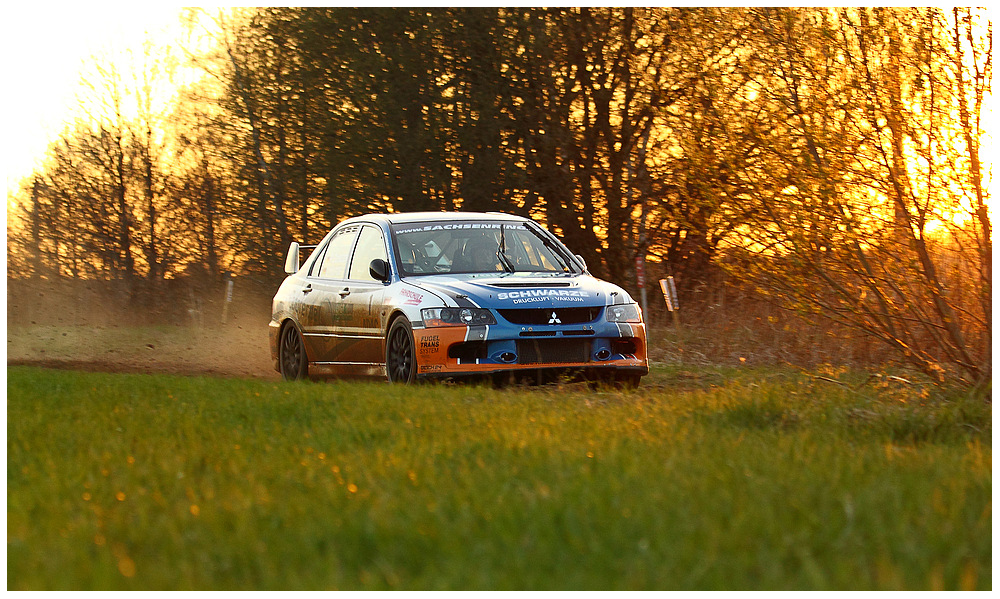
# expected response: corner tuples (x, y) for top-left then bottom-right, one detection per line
(315, 226), (359, 280)
(348, 225), (388, 281)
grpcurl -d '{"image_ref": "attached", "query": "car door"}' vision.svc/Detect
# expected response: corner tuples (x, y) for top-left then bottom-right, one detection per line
(339, 224), (389, 368)
(298, 224), (360, 363)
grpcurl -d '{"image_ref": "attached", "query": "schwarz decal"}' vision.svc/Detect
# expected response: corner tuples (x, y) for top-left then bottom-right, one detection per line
(498, 289), (590, 300)
(420, 364), (443, 372)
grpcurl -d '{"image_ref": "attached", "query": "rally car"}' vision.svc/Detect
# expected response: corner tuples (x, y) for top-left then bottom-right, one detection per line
(269, 212), (648, 387)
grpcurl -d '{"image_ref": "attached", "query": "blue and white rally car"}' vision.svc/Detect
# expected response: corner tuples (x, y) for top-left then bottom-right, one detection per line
(269, 212), (648, 387)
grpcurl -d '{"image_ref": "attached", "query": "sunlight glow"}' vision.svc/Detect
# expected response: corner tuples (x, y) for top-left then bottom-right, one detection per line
(3, 6), (187, 196)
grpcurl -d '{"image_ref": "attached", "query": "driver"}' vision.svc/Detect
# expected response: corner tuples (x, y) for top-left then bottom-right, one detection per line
(463, 233), (503, 272)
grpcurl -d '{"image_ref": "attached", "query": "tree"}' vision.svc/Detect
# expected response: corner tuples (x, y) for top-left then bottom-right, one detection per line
(718, 7), (991, 388)
(7, 7), (989, 388)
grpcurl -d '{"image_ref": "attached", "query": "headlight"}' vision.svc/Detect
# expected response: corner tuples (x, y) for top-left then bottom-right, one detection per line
(421, 307), (496, 327)
(606, 303), (642, 323)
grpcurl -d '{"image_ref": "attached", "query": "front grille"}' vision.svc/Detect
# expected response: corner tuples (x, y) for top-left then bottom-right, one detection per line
(498, 306), (602, 326)
(516, 339), (592, 364)
(449, 341), (488, 363)
(611, 337), (639, 357)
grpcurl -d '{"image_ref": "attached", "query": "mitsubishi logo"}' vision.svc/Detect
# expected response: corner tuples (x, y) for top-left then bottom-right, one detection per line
(548, 311), (561, 325)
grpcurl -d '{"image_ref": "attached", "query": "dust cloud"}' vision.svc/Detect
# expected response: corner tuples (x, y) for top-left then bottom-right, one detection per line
(7, 279), (279, 379)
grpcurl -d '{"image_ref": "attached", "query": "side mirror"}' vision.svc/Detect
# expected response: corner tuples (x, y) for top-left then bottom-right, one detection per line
(575, 254), (588, 272)
(284, 242), (300, 274)
(369, 258), (390, 282)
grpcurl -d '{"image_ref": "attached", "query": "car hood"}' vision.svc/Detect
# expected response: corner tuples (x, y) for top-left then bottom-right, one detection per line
(404, 272), (634, 309)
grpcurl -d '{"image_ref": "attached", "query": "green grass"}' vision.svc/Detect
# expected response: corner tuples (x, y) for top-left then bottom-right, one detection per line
(7, 365), (991, 590)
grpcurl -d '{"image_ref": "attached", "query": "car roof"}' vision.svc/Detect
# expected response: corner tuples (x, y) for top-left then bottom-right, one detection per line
(344, 211), (532, 226)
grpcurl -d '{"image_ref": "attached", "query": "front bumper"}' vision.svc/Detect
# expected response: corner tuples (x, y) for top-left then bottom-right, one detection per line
(411, 322), (648, 378)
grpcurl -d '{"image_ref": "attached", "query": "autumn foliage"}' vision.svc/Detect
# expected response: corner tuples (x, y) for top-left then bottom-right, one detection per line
(6, 8), (991, 388)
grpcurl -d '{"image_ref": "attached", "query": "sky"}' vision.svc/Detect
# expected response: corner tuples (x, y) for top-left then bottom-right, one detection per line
(3, 5), (187, 196)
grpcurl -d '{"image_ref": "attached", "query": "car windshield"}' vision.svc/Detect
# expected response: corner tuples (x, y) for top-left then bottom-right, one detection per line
(390, 220), (576, 277)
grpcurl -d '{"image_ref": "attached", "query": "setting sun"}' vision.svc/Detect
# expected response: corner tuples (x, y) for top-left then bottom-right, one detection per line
(4, 6), (186, 196)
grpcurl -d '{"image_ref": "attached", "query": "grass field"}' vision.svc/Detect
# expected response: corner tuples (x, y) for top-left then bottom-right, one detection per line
(6, 364), (991, 590)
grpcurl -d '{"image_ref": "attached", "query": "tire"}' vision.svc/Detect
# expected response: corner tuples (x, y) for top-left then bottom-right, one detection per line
(386, 317), (417, 383)
(279, 322), (309, 381)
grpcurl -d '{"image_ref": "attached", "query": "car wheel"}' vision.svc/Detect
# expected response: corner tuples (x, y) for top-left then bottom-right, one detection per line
(279, 322), (308, 381)
(386, 317), (417, 383)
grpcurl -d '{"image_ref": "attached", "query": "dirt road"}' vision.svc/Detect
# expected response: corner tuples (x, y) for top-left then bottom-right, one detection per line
(7, 323), (279, 380)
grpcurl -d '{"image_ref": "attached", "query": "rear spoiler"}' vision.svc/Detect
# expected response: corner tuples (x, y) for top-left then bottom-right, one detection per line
(284, 242), (317, 274)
